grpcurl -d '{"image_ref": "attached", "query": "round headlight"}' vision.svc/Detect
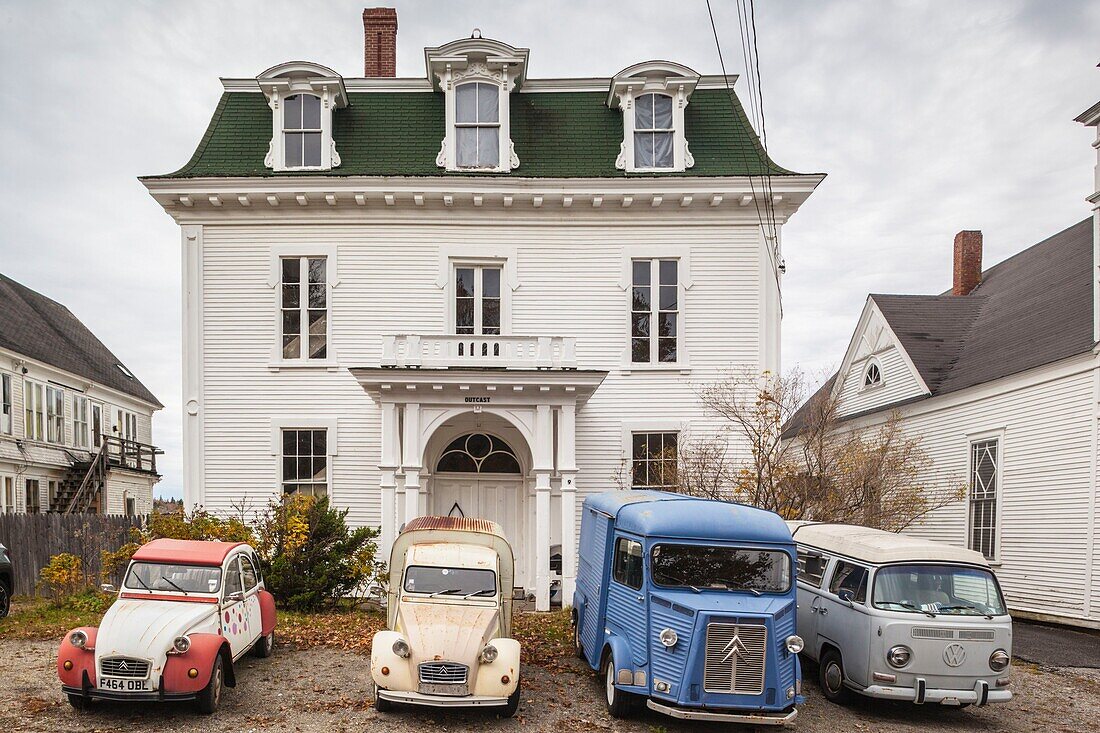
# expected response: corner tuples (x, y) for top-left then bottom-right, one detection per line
(785, 635), (805, 654)
(480, 644), (499, 664)
(392, 639), (411, 658)
(69, 630), (88, 649)
(989, 649), (1010, 672)
(173, 635), (191, 654)
(887, 645), (912, 668)
(658, 628), (678, 648)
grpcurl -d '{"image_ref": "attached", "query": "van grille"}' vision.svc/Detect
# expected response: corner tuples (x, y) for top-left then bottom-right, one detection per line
(100, 657), (150, 679)
(958, 629), (996, 641)
(912, 627), (954, 640)
(703, 623), (766, 695)
(418, 662), (468, 686)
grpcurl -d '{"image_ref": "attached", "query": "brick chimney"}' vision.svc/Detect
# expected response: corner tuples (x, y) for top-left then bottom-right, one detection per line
(362, 7), (397, 77)
(952, 230), (983, 296)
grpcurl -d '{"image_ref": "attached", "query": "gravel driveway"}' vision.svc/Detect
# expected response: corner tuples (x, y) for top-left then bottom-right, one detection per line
(1, 638), (1096, 732)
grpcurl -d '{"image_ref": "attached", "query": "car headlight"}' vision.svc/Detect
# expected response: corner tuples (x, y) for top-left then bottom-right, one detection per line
(480, 644), (499, 664)
(658, 628), (678, 648)
(887, 645), (912, 668)
(989, 649), (1010, 672)
(785, 635), (804, 654)
(69, 630), (88, 649)
(392, 639), (411, 658)
(172, 636), (191, 654)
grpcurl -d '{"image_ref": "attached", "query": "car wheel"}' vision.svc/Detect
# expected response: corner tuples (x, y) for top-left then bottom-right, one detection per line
(500, 678), (521, 718)
(66, 693), (90, 711)
(374, 688), (395, 713)
(601, 654), (633, 718)
(574, 620), (585, 659)
(252, 631), (274, 658)
(0, 581), (10, 619)
(818, 649), (850, 704)
(196, 653), (225, 714)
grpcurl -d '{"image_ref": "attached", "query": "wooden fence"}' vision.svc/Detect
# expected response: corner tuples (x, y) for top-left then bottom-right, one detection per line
(0, 514), (145, 596)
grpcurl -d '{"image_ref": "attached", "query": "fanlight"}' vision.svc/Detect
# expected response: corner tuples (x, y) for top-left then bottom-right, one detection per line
(436, 433), (520, 474)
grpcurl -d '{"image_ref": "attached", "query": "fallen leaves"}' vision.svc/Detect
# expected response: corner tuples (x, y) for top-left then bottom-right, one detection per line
(276, 610), (386, 652)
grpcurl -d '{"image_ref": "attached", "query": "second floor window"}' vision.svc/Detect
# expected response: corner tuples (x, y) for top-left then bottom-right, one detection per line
(455, 265), (501, 335)
(23, 380), (44, 441)
(283, 94), (322, 168)
(455, 82), (500, 168)
(281, 256), (328, 360)
(73, 396), (89, 449)
(969, 439), (999, 560)
(634, 93), (674, 169)
(281, 428), (328, 498)
(1, 373), (10, 435)
(115, 409), (137, 442)
(631, 259), (678, 363)
(632, 431), (678, 488)
(46, 386), (64, 444)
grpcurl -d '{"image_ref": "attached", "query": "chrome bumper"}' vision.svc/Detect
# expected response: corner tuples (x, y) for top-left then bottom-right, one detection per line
(646, 699), (798, 725)
(861, 678), (1012, 706)
(376, 689), (509, 708)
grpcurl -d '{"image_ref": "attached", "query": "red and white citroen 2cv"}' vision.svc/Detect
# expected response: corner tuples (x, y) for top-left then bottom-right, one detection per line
(58, 539), (277, 713)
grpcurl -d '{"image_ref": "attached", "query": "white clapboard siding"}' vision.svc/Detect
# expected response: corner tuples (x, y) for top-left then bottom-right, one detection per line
(199, 222), (769, 527)
(841, 355), (1096, 623)
(836, 347), (926, 418)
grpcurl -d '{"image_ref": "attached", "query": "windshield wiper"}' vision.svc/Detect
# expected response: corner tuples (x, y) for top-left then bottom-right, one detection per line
(463, 588), (496, 599)
(718, 579), (761, 596)
(429, 588), (462, 597)
(130, 574), (151, 590)
(657, 572), (700, 593)
(939, 604), (994, 619)
(160, 576), (188, 595)
(879, 600), (935, 617)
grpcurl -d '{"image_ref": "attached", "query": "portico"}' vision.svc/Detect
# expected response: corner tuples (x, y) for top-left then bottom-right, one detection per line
(351, 362), (605, 610)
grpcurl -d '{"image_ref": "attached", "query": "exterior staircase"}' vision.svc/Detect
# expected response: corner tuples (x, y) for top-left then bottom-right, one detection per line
(49, 436), (161, 513)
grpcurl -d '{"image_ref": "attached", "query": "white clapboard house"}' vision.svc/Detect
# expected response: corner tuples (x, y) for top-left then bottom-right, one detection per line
(784, 100), (1100, 629)
(0, 273), (162, 516)
(142, 8), (823, 608)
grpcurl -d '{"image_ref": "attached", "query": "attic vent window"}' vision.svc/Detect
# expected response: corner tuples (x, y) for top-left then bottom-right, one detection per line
(862, 360), (882, 389)
(116, 363), (135, 380)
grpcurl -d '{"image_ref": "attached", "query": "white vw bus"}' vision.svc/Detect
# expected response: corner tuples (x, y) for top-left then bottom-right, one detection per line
(789, 523), (1012, 707)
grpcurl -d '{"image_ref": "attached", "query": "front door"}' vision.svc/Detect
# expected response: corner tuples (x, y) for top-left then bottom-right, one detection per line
(432, 473), (526, 589)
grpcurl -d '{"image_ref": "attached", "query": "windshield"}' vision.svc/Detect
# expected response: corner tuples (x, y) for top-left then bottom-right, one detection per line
(651, 544), (791, 593)
(873, 564), (1007, 616)
(403, 565), (497, 597)
(125, 562), (222, 594)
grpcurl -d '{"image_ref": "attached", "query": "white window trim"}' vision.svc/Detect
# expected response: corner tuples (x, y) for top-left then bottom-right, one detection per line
(0, 474), (15, 514)
(861, 357), (884, 391)
(269, 417), (339, 499)
(611, 73), (697, 173)
(268, 244), (340, 369)
(23, 378), (45, 442)
(258, 63), (346, 173)
(434, 63), (520, 173)
(446, 259), (512, 336)
(619, 420), (689, 467)
(619, 247), (693, 372)
(73, 395), (89, 449)
(966, 428), (1005, 564)
(45, 385), (65, 445)
(0, 372), (11, 436)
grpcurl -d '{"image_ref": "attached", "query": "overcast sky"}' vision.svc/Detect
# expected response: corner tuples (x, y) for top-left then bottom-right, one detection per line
(0, 1), (1097, 500)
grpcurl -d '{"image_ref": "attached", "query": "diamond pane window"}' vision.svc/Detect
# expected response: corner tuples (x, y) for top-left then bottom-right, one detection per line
(968, 439), (999, 560)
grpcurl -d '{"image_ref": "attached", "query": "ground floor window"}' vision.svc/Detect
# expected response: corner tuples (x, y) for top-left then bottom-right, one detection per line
(631, 431), (678, 488)
(968, 438), (999, 560)
(25, 479), (40, 513)
(281, 428), (328, 498)
(0, 476), (13, 513)
(126, 496), (137, 516)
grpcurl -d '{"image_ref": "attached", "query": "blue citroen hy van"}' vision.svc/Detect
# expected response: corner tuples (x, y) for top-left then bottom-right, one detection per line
(573, 491), (803, 725)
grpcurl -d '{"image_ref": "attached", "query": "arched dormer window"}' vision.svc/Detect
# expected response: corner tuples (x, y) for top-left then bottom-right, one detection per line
(609, 61), (699, 173)
(863, 359), (883, 389)
(283, 94), (322, 168)
(634, 93), (675, 169)
(436, 433), (521, 474)
(455, 82), (500, 168)
(257, 61), (347, 172)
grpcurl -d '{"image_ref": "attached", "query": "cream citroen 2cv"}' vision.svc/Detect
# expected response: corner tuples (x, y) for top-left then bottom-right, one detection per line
(370, 516), (521, 716)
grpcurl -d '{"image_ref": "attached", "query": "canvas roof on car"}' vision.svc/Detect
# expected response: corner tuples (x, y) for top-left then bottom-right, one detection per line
(131, 539), (248, 567)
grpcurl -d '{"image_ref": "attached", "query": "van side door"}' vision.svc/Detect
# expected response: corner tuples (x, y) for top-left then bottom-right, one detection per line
(795, 547), (830, 660)
(606, 535), (647, 667)
(817, 560), (873, 688)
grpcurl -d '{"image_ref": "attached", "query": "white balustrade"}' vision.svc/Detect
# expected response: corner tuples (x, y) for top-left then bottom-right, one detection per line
(381, 334), (577, 369)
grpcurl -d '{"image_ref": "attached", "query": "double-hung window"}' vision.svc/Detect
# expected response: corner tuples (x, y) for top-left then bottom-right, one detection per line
(73, 396), (89, 449)
(631, 259), (678, 363)
(1, 373), (10, 434)
(283, 94), (322, 168)
(454, 265), (502, 335)
(969, 439), (1000, 560)
(281, 428), (328, 499)
(0, 476), (13, 514)
(455, 83), (500, 168)
(281, 257), (328, 360)
(25, 479), (40, 514)
(115, 409), (137, 442)
(23, 380), (44, 441)
(46, 386), (64, 444)
(631, 432), (678, 488)
(634, 93), (675, 169)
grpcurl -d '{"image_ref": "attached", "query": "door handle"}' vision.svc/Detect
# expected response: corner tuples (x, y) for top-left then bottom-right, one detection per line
(819, 607), (828, 616)
(636, 595), (644, 603)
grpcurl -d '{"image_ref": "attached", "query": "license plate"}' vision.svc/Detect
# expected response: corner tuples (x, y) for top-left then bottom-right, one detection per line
(99, 677), (151, 692)
(419, 682), (470, 697)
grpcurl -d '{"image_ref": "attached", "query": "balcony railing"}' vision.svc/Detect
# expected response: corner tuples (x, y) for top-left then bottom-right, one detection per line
(381, 335), (577, 370)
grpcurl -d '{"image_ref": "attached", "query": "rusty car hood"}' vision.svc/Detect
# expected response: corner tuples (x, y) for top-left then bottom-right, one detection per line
(396, 601), (500, 664)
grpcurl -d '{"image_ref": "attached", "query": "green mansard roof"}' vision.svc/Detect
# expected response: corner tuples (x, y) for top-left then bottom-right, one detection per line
(149, 88), (799, 180)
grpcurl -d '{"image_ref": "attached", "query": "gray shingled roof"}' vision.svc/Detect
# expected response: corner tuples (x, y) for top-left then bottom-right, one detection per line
(784, 218), (1094, 436)
(0, 273), (162, 407)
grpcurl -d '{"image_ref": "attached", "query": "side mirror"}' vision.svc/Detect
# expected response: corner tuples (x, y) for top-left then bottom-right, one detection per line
(838, 588), (855, 605)
(100, 583), (116, 594)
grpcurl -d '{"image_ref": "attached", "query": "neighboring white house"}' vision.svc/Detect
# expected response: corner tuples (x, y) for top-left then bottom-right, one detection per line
(141, 8), (823, 609)
(0, 273), (163, 516)
(784, 100), (1100, 629)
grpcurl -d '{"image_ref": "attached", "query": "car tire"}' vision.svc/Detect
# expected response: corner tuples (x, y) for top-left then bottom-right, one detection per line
(601, 653), (633, 719)
(574, 620), (585, 659)
(818, 649), (851, 705)
(196, 652), (225, 714)
(374, 688), (395, 713)
(252, 630), (274, 658)
(500, 678), (521, 718)
(66, 693), (90, 711)
(0, 581), (10, 619)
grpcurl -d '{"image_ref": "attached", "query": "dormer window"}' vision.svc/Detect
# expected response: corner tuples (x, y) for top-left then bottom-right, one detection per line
(609, 61), (700, 173)
(863, 359), (883, 388)
(455, 82), (500, 168)
(257, 61), (347, 172)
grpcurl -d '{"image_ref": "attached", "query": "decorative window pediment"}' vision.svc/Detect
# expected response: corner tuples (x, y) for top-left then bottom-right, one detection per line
(257, 61), (348, 172)
(426, 35), (528, 172)
(608, 61), (700, 173)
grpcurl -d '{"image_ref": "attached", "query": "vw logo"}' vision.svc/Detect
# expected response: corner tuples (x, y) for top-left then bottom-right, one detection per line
(943, 643), (967, 667)
(721, 634), (748, 663)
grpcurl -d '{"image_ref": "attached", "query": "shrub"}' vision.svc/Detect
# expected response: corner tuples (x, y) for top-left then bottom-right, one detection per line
(148, 508), (254, 543)
(38, 553), (87, 599)
(254, 495), (383, 611)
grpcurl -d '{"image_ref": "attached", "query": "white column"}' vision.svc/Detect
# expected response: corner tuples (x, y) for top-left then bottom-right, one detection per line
(181, 225), (204, 512)
(379, 401), (398, 560)
(558, 403), (578, 608)
(534, 403), (553, 611)
(403, 403), (422, 523)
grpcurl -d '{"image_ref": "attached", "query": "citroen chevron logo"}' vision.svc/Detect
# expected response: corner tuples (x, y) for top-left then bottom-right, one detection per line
(721, 634), (748, 663)
(943, 643), (966, 667)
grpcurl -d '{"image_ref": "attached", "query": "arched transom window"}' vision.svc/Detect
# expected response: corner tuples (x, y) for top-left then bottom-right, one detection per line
(436, 433), (520, 474)
(863, 359), (882, 388)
